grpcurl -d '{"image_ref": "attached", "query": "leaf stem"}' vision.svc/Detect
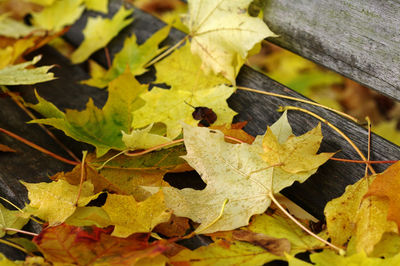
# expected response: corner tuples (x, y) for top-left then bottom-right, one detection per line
(195, 198), (229, 234)
(75, 151), (88, 207)
(0, 127), (79, 166)
(365, 117), (372, 176)
(3, 227), (38, 237)
(268, 192), (345, 255)
(237, 86), (358, 123)
(330, 157), (398, 164)
(0, 197), (23, 212)
(144, 36), (188, 68)
(0, 239), (29, 254)
(278, 106), (376, 175)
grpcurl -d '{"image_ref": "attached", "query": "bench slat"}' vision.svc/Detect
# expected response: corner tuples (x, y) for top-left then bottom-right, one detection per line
(263, 0), (400, 101)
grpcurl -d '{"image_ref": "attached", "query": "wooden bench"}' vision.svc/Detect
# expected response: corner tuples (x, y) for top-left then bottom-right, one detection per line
(0, 0), (399, 260)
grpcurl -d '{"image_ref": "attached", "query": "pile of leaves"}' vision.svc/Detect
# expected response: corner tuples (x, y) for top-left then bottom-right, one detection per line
(0, 0), (399, 265)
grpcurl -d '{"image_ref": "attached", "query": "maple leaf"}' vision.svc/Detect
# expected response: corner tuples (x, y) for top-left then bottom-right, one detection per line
(122, 123), (172, 151)
(246, 211), (327, 254)
(154, 42), (229, 90)
(86, 145), (190, 200)
(132, 84), (237, 139)
(368, 232), (400, 258)
(364, 161), (400, 230)
(0, 13), (37, 38)
(71, 5), (133, 63)
(0, 55), (55, 85)
(0, 203), (29, 237)
(52, 163), (124, 194)
(0, 38), (36, 69)
(310, 250), (400, 266)
(210, 122), (255, 144)
(324, 175), (397, 254)
(170, 238), (281, 265)
(84, 0), (108, 13)
(183, 0), (276, 83)
(145, 115), (331, 233)
(102, 191), (171, 237)
(65, 207), (112, 228)
(83, 26), (170, 88)
(22, 180), (100, 225)
(29, 68), (146, 157)
(31, 0), (85, 32)
(33, 224), (168, 265)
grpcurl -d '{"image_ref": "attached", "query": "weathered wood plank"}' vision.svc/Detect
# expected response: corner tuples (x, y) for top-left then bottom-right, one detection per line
(263, 0), (400, 101)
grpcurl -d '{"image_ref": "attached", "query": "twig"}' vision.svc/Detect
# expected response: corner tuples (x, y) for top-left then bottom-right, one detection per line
(237, 86), (358, 123)
(279, 106), (376, 174)
(330, 157), (398, 164)
(5, 90), (80, 162)
(144, 36), (188, 68)
(269, 192), (345, 255)
(0, 127), (79, 166)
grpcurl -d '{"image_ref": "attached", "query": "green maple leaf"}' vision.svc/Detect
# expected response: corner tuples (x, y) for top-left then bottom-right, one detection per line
(31, 0), (85, 32)
(29, 69), (146, 157)
(22, 180), (99, 225)
(154, 42), (229, 90)
(132, 84), (237, 139)
(0, 55), (55, 85)
(71, 5), (133, 64)
(183, 0), (276, 83)
(0, 203), (29, 238)
(145, 113), (332, 233)
(83, 26), (170, 88)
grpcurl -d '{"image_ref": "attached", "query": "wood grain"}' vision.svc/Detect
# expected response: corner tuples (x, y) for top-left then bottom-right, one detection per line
(263, 0), (400, 101)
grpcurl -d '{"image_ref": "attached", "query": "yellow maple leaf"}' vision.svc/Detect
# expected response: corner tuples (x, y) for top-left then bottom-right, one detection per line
(102, 191), (171, 237)
(184, 0), (276, 83)
(71, 5), (133, 63)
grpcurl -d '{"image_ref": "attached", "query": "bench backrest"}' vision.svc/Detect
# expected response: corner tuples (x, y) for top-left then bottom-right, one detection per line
(263, 0), (400, 101)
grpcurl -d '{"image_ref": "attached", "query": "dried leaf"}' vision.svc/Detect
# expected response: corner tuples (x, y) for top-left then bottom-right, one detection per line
(33, 224), (168, 265)
(364, 161), (400, 230)
(153, 215), (190, 237)
(310, 250), (400, 266)
(232, 229), (291, 256)
(0, 144), (16, 153)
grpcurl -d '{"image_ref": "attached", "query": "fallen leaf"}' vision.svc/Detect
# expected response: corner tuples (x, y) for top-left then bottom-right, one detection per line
(0, 203), (29, 237)
(145, 116), (330, 233)
(154, 42), (229, 91)
(33, 224), (168, 265)
(83, 26), (170, 88)
(0, 55), (55, 85)
(183, 0), (276, 83)
(369, 232), (400, 258)
(102, 191), (171, 237)
(71, 5), (133, 63)
(170, 238), (281, 265)
(153, 215), (190, 237)
(84, 0), (108, 13)
(0, 144), (16, 153)
(364, 161), (400, 230)
(31, 0), (85, 32)
(0, 13), (37, 38)
(210, 122), (255, 144)
(232, 229), (291, 256)
(324, 175), (397, 254)
(51, 163), (124, 194)
(29, 68), (146, 157)
(65, 207), (112, 228)
(132, 84), (237, 139)
(22, 179), (100, 225)
(310, 250), (400, 266)
(122, 123), (172, 151)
